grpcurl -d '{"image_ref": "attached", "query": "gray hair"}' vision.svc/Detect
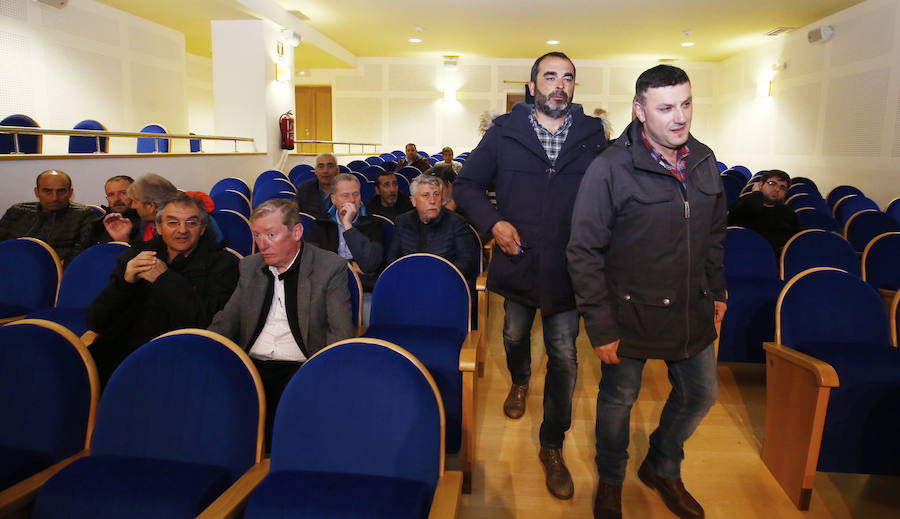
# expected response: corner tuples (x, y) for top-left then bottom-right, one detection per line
(155, 192), (210, 227)
(129, 173), (178, 207)
(315, 152), (337, 164)
(410, 174), (443, 197)
(330, 173), (360, 191)
(252, 198), (300, 229)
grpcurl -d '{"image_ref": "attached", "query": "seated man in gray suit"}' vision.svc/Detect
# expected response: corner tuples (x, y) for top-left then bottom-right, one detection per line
(209, 198), (354, 437)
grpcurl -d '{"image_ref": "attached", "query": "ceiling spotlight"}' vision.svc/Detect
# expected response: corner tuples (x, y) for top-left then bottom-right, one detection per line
(546, 40), (559, 45)
(280, 29), (301, 47)
(681, 41), (695, 47)
(408, 38), (422, 43)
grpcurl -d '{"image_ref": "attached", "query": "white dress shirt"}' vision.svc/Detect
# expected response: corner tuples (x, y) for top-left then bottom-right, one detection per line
(249, 249), (306, 362)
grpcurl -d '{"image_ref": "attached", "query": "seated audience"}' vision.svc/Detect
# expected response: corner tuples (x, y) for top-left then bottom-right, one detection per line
(304, 173), (385, 290)
(209, 199), (353, 439)
(87, 192), (238, 385)
(365, 170), (413, 221)
(387, 175), (476, 281)
(441, 146), (463, 174)
(396, 142), (430, 173)
(424, 163), (459, 211)
(727, 169), (800, 254)
(103, 173), (178, 244)
(0, 169), (99, 265)
(93, 175), (139, 244)
(295, 153), (338, 218)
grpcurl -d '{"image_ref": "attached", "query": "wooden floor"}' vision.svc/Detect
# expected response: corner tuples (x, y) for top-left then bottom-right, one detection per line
(458, 293), (900, 518)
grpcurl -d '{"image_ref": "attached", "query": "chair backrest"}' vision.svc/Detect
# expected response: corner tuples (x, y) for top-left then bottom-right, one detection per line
(391, 150), (405, 159)
(57, 243), (129, 308)
(92, 330), (263, 480)
(720, 174), (745, 209)
(270, 339), (443, 491)
(371, 254), (470, 333)
(86, 205), (106, 218)
(359, 180), (375, 204)
(346, 265), (363, 329)
(0, 114), (41, 154)
(251, 180), (294, 209)
(417, 151), (429, 158)
(211, 189), (251, 218)
(844, 210), (900, 252)
(395, 173), (410, 196)
(834, 194), (880, 225)
(288, 164), (316, 186)
(347, 160), (369, 172)
(381, 160), (397, 172)
(892, 290), (900, 347)
(724, 227), (778, 279)
(211, 210), (253, 257)
(364, 155), (384, 165)
(777, 267), (889, 348)
(337, 164), (350, 174)
(780, 229), (859, 281)
(790, 177), (819, 192)
(886, 197), (900, 226)
(378, 153), (396, 162)
(715, 161), (728, 172)
(730, 165), (752, 181)
(298, 211), (316, 232)
(253, 170), (288, 191)
(68, 119), (107, 153)
(465, 224), (484, 276)
(0, 320), (97, 479)
(361, 165), (385, 182)
(786, 193), (825, 211)
(210, 177), (251, 199)
(794, 206), (839, 231)
(826, 185), (864, 208)
(189, 133), (202, 153)
(397, 166), (421, 182)
(371, 213), (394, 250)
(136, 124), (169, 153)
(0, 238), (61, 313)
(862, 232), (900, 291)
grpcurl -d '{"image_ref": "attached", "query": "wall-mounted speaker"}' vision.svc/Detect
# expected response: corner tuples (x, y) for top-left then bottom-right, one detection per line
(807, 25), (834, 44)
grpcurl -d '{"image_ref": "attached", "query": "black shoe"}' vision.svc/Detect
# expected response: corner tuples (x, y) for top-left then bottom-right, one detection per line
(637, 460), (704, 519)
(539, 447), (574, 500)
(503, 383), (528, 419)
(593, 480), (622, 519)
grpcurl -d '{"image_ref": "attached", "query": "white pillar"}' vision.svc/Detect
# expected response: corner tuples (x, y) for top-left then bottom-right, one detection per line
(211, 19), (294, 161)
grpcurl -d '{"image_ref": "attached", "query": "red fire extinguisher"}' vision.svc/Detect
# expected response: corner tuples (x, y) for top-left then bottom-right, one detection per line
(279, 110), (295, 150)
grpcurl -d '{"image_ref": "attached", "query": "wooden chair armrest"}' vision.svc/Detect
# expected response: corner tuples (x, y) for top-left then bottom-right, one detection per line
(0, 315), (25, 326)
(354, 325), (367, 338)
(459, 330), (479, 372)
(428, 470), (463, 518)
(197, 459), (270, 519)
(80, 331), (98, 347)
(0, 449), (88, 517)
(475, 272), (487, 292)
(762, 342), (839, 387)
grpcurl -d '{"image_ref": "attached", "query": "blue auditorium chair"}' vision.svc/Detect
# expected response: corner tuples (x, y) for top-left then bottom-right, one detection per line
(790, 177), (819, 193)
(381, 160), (397, 172)
(363, 254), (478, 492)
(252, 170), (288, 193)
(347, 160), (369, 172)
(715, 161), (727, 172)
(364, 155), (384, 165)
(861, 231), (900, 304)
(761, 267), (900, 510)
(833, 194), (879, 226)
(370, 214), (394, 251)
(338, 164), (351, 174)
(28, 329), (264, 519)
(397, 166), (421, 183)
(844, 210), (900, 252)
(211, 210), (253, 257)
(378, 152), (396, 162)
(780, 229), (859, 281)
(298, 211), (316, 232)
(252, 180), (295, 209)
(0, 238), (61, 324)
(729, 165), (751, 181)
(361, 164), (385, 182)
(391, 150), (405, 159)
(198, 339), (463, 519)
(68, 119), (107, 154)
(135, 124), (169, 153)
(211, 189), (251, 218)
(209, 177), (251, 199)
(27, 242), (129, 336)
(288, 164), (315, 187)
(826, 185), (864, 209)
(786, 183), (815, 199)
(189, 133), (202, 153)
(0, 114), (41, 154)
(0, 320), (97, 500)
(720, 174), (744, 209)
(886, 197), (900, 226)
(427, 157), (438, 166)
(346, 266), (363, 332)
(717, 227), (783, 363)
(396, 173), (410, 196)
(892, 290), (900, 347)
(786, 193), (828, 213)
(359, 180), (376, 205)
(794, 207), (838, 232)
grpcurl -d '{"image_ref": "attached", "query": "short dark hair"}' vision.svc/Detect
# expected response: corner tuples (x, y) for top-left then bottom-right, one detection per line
(156, 192), (210, 228)
(105, 175), (134, 185)
(634, 65), (690, 104)
(760, 169), (791, 185)
(375, 170), (396, 187)
(530, 52), (576, 83)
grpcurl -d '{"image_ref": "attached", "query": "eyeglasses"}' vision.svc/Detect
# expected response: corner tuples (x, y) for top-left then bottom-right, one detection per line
(162, 219), (202, 229)
(764, 180), (788, 192)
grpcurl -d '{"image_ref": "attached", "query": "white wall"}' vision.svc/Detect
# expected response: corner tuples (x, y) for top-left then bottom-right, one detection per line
(711, 0), (900, 206)
(295, 57), (717, 156)
(0, 0), (189, 154)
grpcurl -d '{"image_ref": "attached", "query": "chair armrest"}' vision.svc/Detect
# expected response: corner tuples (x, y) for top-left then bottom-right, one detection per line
(196, 459), (270, 519)
(0, 315), (25, 326)
(427, 470), (463, 518)
(354, 325), (367, 338)
(762, 342), (839, 387)
(0, 449), (88, 517)
(80, 331), (98, 347)
(458, 330), (479, 372)
(475, 272), (487, 292)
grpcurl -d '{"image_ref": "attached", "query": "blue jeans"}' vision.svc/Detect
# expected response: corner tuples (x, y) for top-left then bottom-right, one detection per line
(502, 298), (578, 449)
(595, 344), (717, 484)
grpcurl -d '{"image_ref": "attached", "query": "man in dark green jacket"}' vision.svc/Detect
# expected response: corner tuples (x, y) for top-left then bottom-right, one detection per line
(568, 65), (727, 519)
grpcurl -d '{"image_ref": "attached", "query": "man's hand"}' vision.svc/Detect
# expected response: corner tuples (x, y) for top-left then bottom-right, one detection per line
(124, 251), (157, 283)
(138, 256), (168, 283)
(714, 301), (727, 324)
(491, 220), (521, 255)
(103, 213), (133, 242)
(593, 340), (620, 364)
(338, 202), (358, 229)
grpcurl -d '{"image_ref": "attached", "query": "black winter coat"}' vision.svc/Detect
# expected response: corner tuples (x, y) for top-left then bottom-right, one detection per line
(454, 103), (607, 316)
(386, 209), (476, 281)
(567, 120), (727, 360)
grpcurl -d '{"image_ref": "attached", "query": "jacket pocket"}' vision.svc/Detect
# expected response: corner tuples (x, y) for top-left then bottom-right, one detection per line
(615, 284), (679, 339)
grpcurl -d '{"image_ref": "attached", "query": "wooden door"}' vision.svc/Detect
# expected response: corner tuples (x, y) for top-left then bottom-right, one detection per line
(295, 86), (332, 153)
(506, 92), (525, 113)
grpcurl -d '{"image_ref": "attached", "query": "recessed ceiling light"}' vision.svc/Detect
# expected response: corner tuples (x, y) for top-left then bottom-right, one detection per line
(546, 40), (559, 45)
(408, 38), (422, 43)
(681, 41), (695, 47)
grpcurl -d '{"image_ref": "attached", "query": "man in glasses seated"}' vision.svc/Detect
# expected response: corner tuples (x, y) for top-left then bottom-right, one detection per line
(88, 192), (239, 386)
(727, 169), (800, 254)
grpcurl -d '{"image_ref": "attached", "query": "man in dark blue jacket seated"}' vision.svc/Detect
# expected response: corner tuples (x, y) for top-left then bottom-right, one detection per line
(386, 174), (475, 280)
(295, 153), (338, 218)
(364, 169), (412, 221)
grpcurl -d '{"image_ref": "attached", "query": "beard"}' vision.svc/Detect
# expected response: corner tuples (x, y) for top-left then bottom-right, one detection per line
(535, 89), (571, 118)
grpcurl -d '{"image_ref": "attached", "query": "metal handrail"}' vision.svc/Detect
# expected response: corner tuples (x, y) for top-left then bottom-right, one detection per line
(0, 125), (255, 154)
(293, 139), (380, 154)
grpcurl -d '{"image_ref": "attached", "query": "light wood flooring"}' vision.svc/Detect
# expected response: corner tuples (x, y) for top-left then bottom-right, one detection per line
(458, 293), (900, 518)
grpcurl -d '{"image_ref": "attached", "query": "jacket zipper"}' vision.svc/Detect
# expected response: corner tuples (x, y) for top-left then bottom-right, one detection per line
(680, 182), (691, 359)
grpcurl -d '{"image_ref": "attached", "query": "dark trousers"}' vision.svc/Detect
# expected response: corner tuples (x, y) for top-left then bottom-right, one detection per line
(252, 358), (302, 451)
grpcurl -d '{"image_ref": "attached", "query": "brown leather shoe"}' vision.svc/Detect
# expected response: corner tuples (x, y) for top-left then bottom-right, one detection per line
(593, 480), (622, 519)
(539, 447), (574, 500)
(503, 383), (528, 419)
(637, 461), (704, 519)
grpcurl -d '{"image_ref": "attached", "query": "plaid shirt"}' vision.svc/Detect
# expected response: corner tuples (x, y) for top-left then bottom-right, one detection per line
(641, 128), (690, 183)
(529, 111), (573, 166)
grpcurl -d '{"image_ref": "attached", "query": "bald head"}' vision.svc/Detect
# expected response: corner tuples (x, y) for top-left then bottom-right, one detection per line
(36, 170), (71, 189)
